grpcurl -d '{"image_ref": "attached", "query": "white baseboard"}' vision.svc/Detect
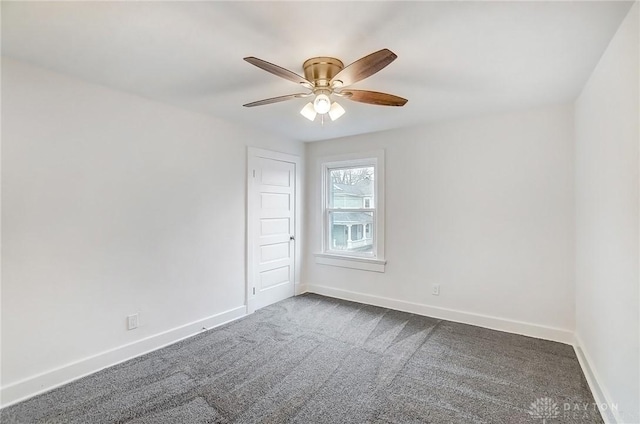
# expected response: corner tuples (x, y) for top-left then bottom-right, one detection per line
(0, 306), (247, 409)
(573, 334), (623, 424)
(305, 284), (574, 344)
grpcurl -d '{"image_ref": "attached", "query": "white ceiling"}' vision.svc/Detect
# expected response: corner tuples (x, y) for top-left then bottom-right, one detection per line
(2, 1), (633, 142)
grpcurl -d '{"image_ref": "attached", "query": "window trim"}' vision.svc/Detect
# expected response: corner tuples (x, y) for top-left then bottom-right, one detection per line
(315, 150), (386, 272)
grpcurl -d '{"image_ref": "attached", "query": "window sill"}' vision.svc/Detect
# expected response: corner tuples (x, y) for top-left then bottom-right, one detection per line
(314, 253), (386, 273)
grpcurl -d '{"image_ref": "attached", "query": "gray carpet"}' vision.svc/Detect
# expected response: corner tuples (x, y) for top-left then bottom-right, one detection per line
(2, 294), (602, 423)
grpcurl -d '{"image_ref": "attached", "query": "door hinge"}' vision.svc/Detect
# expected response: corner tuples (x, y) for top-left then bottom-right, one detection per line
(252, 170), (256, 178)
(252, 287), (256, 295)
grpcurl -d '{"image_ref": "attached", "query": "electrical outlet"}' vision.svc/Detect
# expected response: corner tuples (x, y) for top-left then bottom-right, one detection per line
(127, 313), (139, 330)
(432, 284), (440, 296)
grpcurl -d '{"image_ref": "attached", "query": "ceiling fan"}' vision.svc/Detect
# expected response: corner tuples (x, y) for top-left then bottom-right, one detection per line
(243, 48), (407, 122)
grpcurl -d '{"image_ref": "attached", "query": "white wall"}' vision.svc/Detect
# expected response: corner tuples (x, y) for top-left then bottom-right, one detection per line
(1, 58), (303, 404)
(304, 104), (575, 341)
(575, 3), (639, 423)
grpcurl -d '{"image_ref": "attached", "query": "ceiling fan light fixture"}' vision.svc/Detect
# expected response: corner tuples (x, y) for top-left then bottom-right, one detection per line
(328, 102), (345, 121)
(243, 50), (407, 123)
(300, 102), (317, 121)
(313, 93), (331, 114)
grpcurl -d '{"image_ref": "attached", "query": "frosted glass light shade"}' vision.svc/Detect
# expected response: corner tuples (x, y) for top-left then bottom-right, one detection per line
(300, 102), (317, 121)
(313, 94), (331, 114)
(328, 102), (345, 121)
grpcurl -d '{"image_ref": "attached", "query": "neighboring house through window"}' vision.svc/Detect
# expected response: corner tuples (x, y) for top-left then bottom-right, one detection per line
(330, 176), (373, 252)
(315, 150), (386, 272)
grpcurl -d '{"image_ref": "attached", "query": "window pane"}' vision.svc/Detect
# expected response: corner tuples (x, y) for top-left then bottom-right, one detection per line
(329, 167), (374, 209)
(329, 211), (374, 253)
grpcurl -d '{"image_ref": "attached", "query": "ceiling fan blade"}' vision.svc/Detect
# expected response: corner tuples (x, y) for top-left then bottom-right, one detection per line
(243, 93), (310, 107)
(244, 57), (313, 87)
(341, 90), (407, 106)
(330, 49), (397, 88)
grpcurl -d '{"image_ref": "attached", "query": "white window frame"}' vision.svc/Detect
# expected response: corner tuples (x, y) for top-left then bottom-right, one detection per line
(314, 150), (386, 272)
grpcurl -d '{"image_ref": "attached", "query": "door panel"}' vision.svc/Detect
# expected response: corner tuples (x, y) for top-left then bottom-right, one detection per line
(260, 162), (292, 186)
(260, 192), (290, 210)
(260, 242), (291, 263)
(261, 218), (290, 236)
(260, 265), (290, 289)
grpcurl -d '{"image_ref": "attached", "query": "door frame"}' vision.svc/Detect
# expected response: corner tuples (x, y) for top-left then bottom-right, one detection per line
(246, 147), (302, 314)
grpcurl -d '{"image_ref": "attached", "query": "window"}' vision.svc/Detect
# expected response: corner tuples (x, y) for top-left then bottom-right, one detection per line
(328, 166), (374, 254)
(315, 150), (386, 272)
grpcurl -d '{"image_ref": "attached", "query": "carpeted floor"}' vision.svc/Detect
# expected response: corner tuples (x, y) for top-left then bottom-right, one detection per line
(2, 294), (602, 423)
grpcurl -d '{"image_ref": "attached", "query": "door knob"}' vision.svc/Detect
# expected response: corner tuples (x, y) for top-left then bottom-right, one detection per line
(290, 235), (295, 241)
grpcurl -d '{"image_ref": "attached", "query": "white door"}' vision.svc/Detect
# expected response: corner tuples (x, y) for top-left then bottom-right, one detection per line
(248, 149), (297, 312)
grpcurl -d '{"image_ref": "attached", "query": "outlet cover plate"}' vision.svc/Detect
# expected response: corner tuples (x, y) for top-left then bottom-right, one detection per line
(127, 313), (139, 330)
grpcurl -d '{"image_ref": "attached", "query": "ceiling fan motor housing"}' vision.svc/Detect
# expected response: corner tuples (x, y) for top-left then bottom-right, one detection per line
(303, 57), (344, 89)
